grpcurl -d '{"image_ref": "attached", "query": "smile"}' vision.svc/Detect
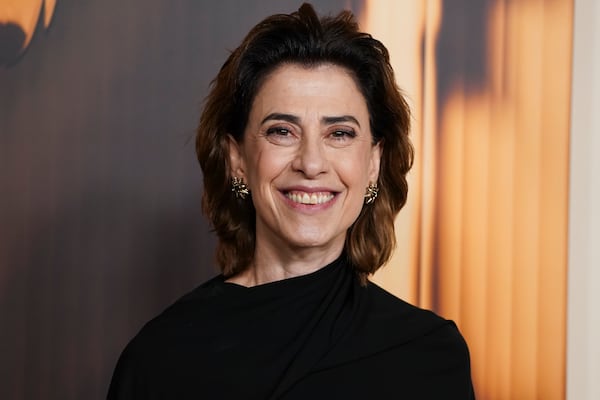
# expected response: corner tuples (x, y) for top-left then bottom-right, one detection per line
(285, 191), (335, 205)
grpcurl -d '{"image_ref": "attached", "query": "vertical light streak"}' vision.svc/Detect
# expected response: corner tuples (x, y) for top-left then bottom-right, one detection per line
(363, 0), (441, 304)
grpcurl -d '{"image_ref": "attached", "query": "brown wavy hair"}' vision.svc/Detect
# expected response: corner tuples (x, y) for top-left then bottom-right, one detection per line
(196, 3), (413, 282)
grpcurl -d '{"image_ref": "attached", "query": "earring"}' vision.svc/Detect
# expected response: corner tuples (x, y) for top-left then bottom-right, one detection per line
(231, 177), (250, 199)
(364, 183), (379, 204)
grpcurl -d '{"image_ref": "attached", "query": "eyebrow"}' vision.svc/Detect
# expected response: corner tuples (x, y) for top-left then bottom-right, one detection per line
(261, 113), (361, 128)
(261, 113), (301, 125)
(322, 115), (361, 128)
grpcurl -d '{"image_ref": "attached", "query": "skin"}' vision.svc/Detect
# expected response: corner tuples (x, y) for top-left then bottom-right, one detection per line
(227, 63), (381, 287)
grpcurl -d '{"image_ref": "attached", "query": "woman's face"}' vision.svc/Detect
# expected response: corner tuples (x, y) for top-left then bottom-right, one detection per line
(229, 63), (381, 258)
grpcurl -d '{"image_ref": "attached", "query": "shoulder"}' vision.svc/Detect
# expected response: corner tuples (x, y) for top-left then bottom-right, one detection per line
(107, 275), (226, 398)
(361, 280), (471, 364)
(362, 281), (474, 397)
(129, 274), (226, 346)
(362, 280), (449, 335)
(310, 278), (474, 397)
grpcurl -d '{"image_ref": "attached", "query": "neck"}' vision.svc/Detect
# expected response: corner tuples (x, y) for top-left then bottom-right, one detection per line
(226, 239), (344, 287)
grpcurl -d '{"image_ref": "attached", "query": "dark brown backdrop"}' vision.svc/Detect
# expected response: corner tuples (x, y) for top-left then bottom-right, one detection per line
(0, 1), (363, 398)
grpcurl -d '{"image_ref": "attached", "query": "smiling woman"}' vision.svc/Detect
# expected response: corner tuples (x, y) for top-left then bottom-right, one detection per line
(226, 64), (381, 285)
(107, 3), (474, 399)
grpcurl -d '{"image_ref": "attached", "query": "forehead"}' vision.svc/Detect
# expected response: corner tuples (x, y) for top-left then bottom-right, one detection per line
(249, 63), (368, 119)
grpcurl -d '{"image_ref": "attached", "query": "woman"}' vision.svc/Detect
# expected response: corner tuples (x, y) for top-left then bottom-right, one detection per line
(108, 3), (474, 399)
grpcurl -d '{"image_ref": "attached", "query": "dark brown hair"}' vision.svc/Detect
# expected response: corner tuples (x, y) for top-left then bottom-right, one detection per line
(196, 3), (413, 282)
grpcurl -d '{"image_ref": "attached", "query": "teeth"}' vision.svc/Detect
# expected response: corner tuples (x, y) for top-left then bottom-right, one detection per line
(286, 191), (334, 205)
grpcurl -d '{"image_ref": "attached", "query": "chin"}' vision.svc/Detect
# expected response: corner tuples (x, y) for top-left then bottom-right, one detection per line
(283, 233), (344, 252)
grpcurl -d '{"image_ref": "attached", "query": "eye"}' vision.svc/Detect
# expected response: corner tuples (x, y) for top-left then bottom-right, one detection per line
(328, 128), (356, 146)
(265, 127), (292, 136)
(264, 125), (298, 145)
(330, 129), (356, 139)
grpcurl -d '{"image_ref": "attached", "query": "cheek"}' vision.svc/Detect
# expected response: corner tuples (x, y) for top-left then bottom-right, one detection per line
(245, 147), (290, 188)
(336, 150), (373, 185)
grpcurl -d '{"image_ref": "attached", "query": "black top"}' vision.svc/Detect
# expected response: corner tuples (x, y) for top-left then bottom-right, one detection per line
(107, 256), (475, 399)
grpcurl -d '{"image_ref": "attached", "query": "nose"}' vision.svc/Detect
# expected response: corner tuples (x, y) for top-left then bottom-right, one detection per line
(291, 135), (328, 178)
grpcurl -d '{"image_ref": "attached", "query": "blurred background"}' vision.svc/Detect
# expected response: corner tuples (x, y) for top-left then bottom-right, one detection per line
(0, 0), (598, 399)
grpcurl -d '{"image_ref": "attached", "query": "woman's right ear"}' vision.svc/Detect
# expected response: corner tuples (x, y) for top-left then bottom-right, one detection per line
(227, 134), (245, 178)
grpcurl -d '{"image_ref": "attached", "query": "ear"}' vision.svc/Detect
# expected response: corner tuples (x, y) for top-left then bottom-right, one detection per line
(227, 134), (246, 178)
(368, 141), (383, 183)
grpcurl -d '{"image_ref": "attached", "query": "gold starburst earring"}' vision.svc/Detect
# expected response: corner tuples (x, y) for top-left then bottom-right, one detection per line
(231, 177), (250, 199)
(364, 183), (379, 204)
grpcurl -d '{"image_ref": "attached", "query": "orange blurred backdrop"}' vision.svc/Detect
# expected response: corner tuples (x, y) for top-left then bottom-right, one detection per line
(367, 1), (573, 399)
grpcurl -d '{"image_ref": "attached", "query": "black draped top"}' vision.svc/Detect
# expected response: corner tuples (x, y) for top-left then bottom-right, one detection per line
(107, 256), (475, 399)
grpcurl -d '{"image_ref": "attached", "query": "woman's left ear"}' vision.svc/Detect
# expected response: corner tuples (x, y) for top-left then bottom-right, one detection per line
(369, 141), (383, 183)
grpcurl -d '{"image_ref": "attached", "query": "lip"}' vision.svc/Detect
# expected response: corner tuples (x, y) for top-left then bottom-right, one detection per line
(281, 185), (338, 193)
(279, 186), (339, 210)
